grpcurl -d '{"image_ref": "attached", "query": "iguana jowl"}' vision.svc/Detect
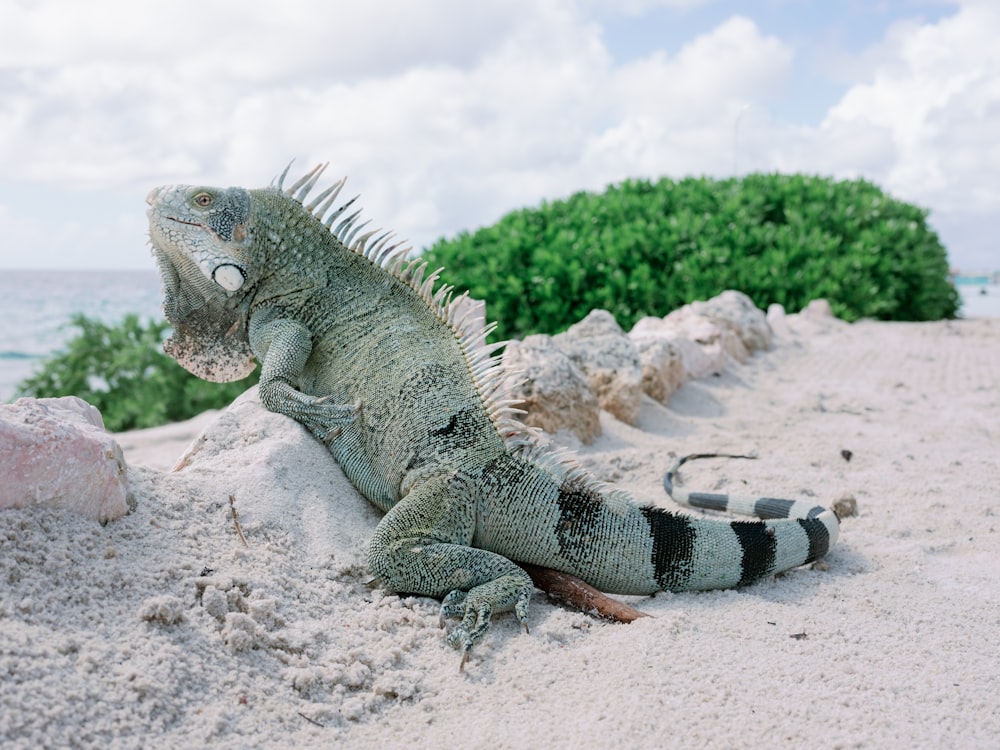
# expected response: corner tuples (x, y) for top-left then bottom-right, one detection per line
(146, 164), (840, 660)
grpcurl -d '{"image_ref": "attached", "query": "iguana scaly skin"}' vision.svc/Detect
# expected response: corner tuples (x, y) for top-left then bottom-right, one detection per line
(146, 164), (841, 661)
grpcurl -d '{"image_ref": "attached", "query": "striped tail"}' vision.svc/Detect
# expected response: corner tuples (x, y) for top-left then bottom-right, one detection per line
(659, 453), (840, 589)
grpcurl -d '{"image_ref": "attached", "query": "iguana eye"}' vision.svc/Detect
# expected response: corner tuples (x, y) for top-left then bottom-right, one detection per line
(193, 192), (213, 207)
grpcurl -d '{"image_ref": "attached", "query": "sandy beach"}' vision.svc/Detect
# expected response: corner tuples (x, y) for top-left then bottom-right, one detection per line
(2, 312), (998, 749)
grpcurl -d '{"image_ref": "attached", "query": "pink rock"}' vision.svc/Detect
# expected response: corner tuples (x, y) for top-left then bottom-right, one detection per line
(0, 396), (132, 523)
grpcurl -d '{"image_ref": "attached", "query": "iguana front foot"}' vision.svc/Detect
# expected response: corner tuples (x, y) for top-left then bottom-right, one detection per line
(441, 578), (532, 670)
(292, 396), (361, 443)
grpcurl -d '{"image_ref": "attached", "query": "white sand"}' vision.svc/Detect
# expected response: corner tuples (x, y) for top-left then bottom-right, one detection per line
(2, 315), (998, 749)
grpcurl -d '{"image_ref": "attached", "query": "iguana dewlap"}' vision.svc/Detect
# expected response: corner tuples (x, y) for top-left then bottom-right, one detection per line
(146, 164), (840, 662)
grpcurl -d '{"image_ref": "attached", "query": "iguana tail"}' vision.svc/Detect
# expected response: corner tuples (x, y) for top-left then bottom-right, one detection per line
(659, 451), (840, 585)
(486, 449), (839, 596)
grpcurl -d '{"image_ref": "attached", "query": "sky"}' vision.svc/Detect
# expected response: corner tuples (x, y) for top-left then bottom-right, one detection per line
(0, 0), (997, 273)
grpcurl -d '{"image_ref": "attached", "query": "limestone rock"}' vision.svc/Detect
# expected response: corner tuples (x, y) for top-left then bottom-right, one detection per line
(630, 315), (726, 380)
(0, 396), (133, 523)
(771, 298), (845, 336)
(502, 334), (602, 444)
(628, 333), (686, 404)
(766, 303), (790, 336)
(802, 298), (835, 319)
(688, 290), (772, 353)
(662, 306), (751, 363)
(552, 310), (643, 425)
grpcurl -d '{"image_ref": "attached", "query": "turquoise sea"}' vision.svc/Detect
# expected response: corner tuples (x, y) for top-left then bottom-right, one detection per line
(0, 269), (997, 403)
(0, 270), (164, 402)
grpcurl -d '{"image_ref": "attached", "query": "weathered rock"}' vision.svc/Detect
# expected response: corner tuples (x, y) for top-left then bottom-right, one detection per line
(630, 316), (726, 380)
(662, 306), (751, 363)
(552, 310), (644, 425)
(769, 298), (845, 336)
(766, 303), (790, 336)
(689, 290), (772, 353)
(802, 298), (835, 319)
(502, 334), (602, 444)
(628, 333), (686, 404)
(0, 396), (133, 523)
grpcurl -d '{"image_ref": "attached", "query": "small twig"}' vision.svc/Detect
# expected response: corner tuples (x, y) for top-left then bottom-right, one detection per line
(229, 494), (249, 548)
(519, 562), (651, 623)
(297, 711), (324, 727)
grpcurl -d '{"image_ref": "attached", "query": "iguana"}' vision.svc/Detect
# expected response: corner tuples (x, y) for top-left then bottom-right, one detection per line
(146, 164), (841, 664)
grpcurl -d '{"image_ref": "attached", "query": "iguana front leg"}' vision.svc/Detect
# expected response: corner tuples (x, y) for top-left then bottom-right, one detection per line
(249, 315), (359, 441)
(367, 470), (533, 668)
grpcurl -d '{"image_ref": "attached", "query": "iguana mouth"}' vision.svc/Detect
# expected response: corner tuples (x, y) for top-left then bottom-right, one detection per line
(166, 216), (222, 241)
(167, 217), (203, 229)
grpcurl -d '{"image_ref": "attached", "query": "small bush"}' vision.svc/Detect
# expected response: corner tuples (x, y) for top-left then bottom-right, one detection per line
(422, 173), (959, 339)
(15, 314), (259, 432)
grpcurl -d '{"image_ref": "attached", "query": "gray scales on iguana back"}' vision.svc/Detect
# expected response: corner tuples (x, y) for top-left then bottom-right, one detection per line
(146, 164), (841, 666)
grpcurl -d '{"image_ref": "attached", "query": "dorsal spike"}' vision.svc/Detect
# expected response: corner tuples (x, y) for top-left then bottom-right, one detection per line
(385, 248), (411, 275)
(274, 163), (545, 456)
(402, 259), (428, 285)
(344, 219), (373, 248)
(333, 209), (364, 239)
(285, 163), (325, 198)
(352, 229), (380, 254)
(373, 235), (402, 265)
(275, 160), (294, 190)
(294, 163), (328, 201)
(325, 197), (360, 229)
(368, 230), (395, 256)
(307, 176), (346, 216)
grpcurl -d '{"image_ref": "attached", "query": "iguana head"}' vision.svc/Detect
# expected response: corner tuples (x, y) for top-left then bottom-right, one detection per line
(146, 183), (258, 382)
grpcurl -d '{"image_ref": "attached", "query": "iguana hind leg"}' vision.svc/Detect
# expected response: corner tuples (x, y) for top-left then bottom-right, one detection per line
(367, 470), (533, 663)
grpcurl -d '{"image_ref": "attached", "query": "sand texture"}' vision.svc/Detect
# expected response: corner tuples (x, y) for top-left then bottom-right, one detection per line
(1, 314), (998, 749)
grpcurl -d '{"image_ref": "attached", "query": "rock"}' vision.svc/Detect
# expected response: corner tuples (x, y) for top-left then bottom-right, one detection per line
(688, 290), (772, 353)
(630, 316), (726, 379)
(802, 298), (835, 319)
(502, 334), (602, 443)
(628, 333), (686, 404)
(0, 396), (133, 523)
(775, 298), (845, 336)
(552, 310), (644, 425)
(662, 306), (751, 363)
(766, 303), (789, 336)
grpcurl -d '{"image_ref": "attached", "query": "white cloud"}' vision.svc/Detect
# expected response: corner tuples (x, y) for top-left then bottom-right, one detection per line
(582, 16), (793, 179)
(583, 0), (710, 15)
(0, 1), (520, 82)
(0, 0), (997, 271)
(823, 4), (1000, 210)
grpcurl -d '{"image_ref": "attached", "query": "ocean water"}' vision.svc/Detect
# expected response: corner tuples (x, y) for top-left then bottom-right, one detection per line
(956, 280), (1000, 319)
(0, 270), (164, 402)
(0, 270), (997, 403)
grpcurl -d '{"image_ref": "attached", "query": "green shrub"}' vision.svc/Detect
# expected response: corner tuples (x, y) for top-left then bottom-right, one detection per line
(15, 314), (259, 432)
(423, 173), (959, 339)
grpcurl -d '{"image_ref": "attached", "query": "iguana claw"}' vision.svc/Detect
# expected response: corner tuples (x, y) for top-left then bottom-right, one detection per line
(440, 580), (532, 670)
(297, 397), (361, 443)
